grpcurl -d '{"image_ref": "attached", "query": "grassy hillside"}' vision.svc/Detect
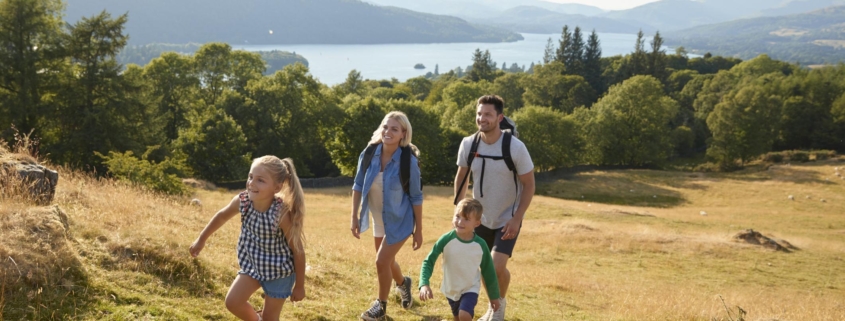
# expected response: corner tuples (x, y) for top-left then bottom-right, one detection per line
(2, 154), (845, 319)
(63, 0), (522, 45)
(665, 6), (845, 64)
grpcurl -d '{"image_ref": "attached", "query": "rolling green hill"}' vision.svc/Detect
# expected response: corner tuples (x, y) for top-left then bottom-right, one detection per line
(664, 6), (845, 64)
(64, 0), (522, 45)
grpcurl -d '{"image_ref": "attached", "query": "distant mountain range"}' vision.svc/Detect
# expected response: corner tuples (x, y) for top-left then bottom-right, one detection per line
(664, 6), (845, 64)
(466, 6), (650, 34)
(361, 0), (606, 19)
(64, 0), (522, 45)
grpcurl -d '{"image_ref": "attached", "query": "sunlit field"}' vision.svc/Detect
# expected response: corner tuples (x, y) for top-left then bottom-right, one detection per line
(2, 159), (844, 320)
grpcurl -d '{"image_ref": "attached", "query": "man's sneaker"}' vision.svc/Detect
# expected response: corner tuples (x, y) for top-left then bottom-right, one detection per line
(360, 300), (385, 321)
(396, 276), (413, 309)
(489, 297), (507, 321)
(477, 304), (494, 321)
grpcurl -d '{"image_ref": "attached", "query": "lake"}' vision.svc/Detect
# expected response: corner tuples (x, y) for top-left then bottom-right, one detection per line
(234, 33), (660, 85)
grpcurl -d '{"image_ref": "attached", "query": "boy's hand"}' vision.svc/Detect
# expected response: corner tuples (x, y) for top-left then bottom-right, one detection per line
(490, 298), (500, 312)
(419, 285), (433, 301)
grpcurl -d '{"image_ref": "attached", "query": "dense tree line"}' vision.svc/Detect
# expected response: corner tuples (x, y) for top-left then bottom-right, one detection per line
(3, 1), (845, 193)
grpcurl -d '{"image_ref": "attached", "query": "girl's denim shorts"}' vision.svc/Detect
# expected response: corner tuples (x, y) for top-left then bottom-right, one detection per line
(258, 273), (296, 299)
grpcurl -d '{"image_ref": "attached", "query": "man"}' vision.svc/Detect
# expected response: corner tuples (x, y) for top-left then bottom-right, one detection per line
(453, 95), (535, 321)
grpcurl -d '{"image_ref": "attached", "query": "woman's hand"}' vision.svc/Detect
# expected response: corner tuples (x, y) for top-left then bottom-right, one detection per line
(350, 215), (360, 239)
(412, 228), (423, 250)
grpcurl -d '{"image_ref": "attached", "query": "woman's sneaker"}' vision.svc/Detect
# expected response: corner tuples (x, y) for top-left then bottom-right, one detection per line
(396, 276), (413, 309)
(360, 299), (386, 321)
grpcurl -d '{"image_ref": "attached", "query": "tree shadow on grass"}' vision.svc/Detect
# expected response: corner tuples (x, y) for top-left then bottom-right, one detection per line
(536, 168), (688, 208)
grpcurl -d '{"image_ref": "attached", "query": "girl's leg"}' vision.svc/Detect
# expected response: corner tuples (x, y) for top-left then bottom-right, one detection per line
(259, 296), (287, 321)
(373, 236), (404, 285)
(375, 236), (409, 301)
(225, 274), (261, 321)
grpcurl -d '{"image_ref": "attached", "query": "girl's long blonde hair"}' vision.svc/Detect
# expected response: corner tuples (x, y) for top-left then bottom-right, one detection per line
(368, 111), (419, 156)
(253, 156), (305, 254)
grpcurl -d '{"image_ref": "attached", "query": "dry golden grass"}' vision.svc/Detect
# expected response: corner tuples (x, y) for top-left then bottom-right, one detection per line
(2, 157), (845, 320)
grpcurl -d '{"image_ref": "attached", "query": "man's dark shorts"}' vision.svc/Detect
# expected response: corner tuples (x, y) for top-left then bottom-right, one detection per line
(475, 224), (519, 257)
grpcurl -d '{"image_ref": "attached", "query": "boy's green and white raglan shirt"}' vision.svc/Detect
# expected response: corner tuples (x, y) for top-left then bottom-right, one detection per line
(419, 230), (500, 301)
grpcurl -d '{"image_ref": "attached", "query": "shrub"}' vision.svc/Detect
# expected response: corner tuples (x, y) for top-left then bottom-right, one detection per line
(787, 150), (810, 162)
(97, 150), (190, 195)
(761, 152), (785, 163)
(812, 150), (836, 161)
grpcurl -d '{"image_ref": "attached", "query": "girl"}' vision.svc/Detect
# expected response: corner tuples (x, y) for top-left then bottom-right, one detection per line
(190, 156), (306, 321)
(350, 111), (424, 320)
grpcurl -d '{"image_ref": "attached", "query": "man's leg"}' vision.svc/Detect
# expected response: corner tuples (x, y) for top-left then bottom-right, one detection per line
(492, 252), (511, 298)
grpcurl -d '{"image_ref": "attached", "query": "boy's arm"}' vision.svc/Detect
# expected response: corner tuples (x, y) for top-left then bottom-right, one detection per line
(479, 242), (500, 300)
(419, 233), (449, 289)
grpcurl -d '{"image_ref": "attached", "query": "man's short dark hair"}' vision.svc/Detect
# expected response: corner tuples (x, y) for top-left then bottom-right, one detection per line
(477, 95), (504, 115)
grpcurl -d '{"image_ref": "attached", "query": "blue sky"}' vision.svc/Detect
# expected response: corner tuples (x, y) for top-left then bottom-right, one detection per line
(548, 0), (662, 10)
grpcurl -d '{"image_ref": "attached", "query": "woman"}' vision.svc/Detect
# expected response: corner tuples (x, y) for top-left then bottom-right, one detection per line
(350, 111), (423, 321)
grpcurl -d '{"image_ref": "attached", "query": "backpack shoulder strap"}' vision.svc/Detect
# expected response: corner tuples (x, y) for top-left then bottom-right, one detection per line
(454, 133), (481, 205)
(400, 145), (411, 194)
(502, 132), (515, 172)
(360, 143), (379, 181)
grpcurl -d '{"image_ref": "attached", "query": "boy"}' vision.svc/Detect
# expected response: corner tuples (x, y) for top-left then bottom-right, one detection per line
(419, 198), (500, 321)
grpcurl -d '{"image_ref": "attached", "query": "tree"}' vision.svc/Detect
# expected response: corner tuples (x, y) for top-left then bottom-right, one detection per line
(567, 26), (585, 76)
(468, 48), (494, 82)
(555, 25), (571, 64)
(492, 73), (526, 112)
(325, 97), (386, 176)
(434, 64), (439, 76)
(583, 75), (678, 166)
(648, 31), (667, 83)
(174, 107), (251, 181)
(338, 69), (364, 97)
(583, 30), (603, 94)
(630, 30), (647, 77)
(522, 62), (595, 113)
(48, 11), (133, 171)
(543, 37), (555, 64)
(143, 52), (199, 140)
(0, 0), (64, 139)
(512, 106), (582, 171)
(405, 76), (432, 101)
(706, 86), (782, 167)
(194, 43), (232, 106)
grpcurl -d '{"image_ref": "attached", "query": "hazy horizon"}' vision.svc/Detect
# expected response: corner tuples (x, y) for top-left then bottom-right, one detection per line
(545, 0), (662, 10)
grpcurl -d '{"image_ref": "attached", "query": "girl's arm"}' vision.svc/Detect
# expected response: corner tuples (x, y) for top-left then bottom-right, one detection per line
(190, 195), (240, 257)
(280, 213), (306, 302)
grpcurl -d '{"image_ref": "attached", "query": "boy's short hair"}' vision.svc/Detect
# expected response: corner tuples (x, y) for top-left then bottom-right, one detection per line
(456, 198), (483, 221)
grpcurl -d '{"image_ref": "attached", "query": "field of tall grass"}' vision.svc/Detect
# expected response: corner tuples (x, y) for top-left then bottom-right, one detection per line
(2, 151), (844, 320)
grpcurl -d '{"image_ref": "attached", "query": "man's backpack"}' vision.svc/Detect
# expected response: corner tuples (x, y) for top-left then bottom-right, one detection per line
(453, 116), (519, 209)
(360, 144), (420, 194)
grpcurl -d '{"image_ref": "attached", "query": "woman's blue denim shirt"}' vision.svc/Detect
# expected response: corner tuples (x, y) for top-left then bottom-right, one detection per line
(352, 144), (423, 245)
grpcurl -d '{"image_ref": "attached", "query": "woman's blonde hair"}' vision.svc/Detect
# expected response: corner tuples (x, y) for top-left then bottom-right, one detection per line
(368, 111), (419, 156)
(252, 155), (305, 254)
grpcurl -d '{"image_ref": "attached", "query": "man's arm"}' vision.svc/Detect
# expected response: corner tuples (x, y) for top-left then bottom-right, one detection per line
(501, 171), (534, 240)
(453, 166), (470, 202)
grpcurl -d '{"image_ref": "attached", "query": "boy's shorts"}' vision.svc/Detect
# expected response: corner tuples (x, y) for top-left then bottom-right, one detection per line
(447, 292), (479, 317)
(475, 224), (519, 257)
(258, 273), (296, 299)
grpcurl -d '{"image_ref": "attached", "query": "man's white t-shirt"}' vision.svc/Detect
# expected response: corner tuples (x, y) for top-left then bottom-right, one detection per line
(457, 132), (534, 229)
